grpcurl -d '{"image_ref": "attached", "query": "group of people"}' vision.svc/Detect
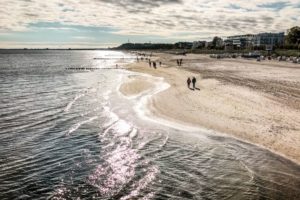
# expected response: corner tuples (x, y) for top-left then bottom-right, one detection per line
(136, 52), (152, 62)
(136, 53), (162, 70)
(148, 60), (162, 69)
(176, 59), (183, 66)
(187, 77), (197, 90)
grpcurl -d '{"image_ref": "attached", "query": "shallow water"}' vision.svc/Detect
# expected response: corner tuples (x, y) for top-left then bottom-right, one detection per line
(0, 50), (299, 200)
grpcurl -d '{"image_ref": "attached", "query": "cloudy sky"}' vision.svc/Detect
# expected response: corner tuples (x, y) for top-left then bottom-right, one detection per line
(0, 0), (299, 48)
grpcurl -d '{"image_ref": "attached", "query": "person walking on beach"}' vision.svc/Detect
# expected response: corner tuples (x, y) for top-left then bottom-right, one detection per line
(187, 77), (191, 88)
(192, 77), (196, 89)
(176, 59), (179, 66)
(149, 60), (151, 67)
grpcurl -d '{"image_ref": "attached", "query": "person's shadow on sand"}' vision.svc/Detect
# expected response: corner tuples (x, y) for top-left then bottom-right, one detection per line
(189, 87), (200, 91)
(188, 87), (200, 91)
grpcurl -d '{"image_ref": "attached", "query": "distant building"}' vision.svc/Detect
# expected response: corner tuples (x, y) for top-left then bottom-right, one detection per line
(175, 42), (193, 49)
(224, 39), (234, 51)
(253, 32), (285, 47)
(223, 39), (233, 46)
(226, 32), (284, 49)
(227, 34), (256, 48)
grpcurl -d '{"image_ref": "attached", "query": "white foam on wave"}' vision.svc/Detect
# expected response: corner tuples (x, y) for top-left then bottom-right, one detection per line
(66, 116), (98, 136)
(110, 120), (132, 136)
(64, 93), (85, 112)
(102, 119), (133, 138)
(102, 106), (120, 128)
(100, 105), (139, 145)
(129, 128), (138, 139)
(239, 160), (255, 182)
(160, 134), (169, 148)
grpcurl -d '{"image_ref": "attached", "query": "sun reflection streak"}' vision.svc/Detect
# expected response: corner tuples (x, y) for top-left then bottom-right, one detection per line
(87, 118), (145, 197)
(120, 166), (159, 200)
(88, 142), (140, 196)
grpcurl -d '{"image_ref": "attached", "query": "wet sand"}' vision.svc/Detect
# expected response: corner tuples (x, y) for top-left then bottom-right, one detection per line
(120, 53), (300, 164)
(119, 75), (154, 97)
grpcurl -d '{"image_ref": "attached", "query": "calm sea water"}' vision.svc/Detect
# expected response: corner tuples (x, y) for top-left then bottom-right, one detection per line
(0, 50), (299, 200)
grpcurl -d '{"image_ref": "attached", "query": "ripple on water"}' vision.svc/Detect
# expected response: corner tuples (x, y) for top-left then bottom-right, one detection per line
(1, 51), (300, 200)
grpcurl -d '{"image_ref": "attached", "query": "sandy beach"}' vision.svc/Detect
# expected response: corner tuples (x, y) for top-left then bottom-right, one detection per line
(120, 53), (300, 164)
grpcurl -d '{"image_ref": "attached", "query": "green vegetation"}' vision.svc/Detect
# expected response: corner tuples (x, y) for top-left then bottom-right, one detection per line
(115, 43), (174, 50)
(274, 49), (300, 57)
(286, 26), (300, 45)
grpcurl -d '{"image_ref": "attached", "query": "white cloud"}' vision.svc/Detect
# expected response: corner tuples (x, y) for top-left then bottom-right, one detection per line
(0, 0), (299, 42)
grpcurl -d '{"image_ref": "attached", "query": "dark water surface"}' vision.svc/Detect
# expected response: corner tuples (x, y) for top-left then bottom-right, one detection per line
(0, 50), (299, 200)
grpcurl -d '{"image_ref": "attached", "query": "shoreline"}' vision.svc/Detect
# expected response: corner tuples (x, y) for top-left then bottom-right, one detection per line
(120, 53), (300, 165)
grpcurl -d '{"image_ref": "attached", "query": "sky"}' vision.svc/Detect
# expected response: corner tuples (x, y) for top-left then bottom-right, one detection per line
(0, 0), (299, 48)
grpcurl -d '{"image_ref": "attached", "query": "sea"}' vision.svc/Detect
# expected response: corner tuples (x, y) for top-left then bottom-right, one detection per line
(0, 50), (299, 200)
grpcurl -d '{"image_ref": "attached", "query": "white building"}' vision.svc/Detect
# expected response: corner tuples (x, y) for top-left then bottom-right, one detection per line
(253, 32), (285, 47)
(226, 32), (284, 48)
(227, 34), (256, 48)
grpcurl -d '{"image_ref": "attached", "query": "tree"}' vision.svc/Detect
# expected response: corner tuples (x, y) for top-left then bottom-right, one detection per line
(286, 26), (300, 45)
(212, 36), (223, 49)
